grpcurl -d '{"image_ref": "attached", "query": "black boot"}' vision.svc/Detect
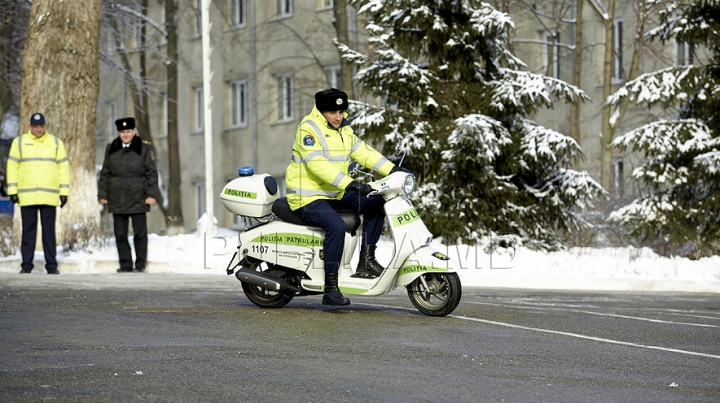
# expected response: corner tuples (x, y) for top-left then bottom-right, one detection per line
(322, 273), (350, 306)
(354, 245), (385, 278)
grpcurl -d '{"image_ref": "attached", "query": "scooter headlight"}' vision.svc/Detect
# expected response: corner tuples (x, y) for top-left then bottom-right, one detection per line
(403, 174), (416, 195)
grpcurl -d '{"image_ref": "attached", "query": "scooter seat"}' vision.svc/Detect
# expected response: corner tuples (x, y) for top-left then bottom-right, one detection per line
(272, 197), (361, 235)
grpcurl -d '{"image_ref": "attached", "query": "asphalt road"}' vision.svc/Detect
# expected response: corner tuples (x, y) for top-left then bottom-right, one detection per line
(1, 272), (718, 402)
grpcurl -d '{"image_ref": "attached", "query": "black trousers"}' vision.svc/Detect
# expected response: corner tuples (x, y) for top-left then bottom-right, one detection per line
(113, 213), (148, 270)
(20, 205), (57, 272)
(299, 192), (386, 274)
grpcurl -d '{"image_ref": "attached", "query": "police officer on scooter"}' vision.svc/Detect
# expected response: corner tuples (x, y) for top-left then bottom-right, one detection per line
(285, 88), (409, 306)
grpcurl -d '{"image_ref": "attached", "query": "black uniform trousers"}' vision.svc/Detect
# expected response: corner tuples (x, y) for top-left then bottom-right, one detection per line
(298, 192), (385, 274)
(20, 205), (57, 272)
(113, 213), (148, 270)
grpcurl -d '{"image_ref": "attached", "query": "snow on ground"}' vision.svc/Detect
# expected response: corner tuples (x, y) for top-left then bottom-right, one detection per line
(1, 229), (718, 293)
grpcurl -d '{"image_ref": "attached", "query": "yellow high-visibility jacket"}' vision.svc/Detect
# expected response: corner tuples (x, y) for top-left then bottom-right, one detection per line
(285, 106), (394, 211)
(6, 131), (70, 207)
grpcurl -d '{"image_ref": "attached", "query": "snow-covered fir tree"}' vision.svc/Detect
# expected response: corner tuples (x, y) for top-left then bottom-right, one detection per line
(339, 0), (605, 250)
(608, 0), (720, 258)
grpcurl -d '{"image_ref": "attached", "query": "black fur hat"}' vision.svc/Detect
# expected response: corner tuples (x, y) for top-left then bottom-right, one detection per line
(315, 88), (348, 112)
(115, 117), (136, 131)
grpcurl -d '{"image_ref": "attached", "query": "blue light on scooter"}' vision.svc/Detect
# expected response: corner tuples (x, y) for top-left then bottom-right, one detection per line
(238, 166), (254, 176)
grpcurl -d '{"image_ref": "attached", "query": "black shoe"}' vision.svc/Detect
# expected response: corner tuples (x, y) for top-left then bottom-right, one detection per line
(354, 245), (385, 278)
(134, 268), (146, 273)
(117, 268), (133, 273)
(323, 289), (351, 306)
(322, 273), (350, 306)
(47, 270), (60, 275)
(19, 269), (32, 274)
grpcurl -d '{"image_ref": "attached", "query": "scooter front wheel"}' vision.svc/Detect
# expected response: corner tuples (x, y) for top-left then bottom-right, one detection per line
(240, 261), (295, 309)
(406, 272), (462, 317)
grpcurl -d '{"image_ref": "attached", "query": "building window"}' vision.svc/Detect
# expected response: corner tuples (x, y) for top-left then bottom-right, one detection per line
(324, 64), (342, 89)
(676, 39), (693, 66)
(194, 0), (202, 37)
(104, 27), (115, 53)
(544, 31), (560, 78)
(612, 19), (623, 81)
(195, 182), (206, 222)
(570, 2), (577, 47)
(229, 0), (246, 28)
(194, 86), (204, 132)
(319, 0), (333, 9)
(276, 73), (294, 122)
(108, 101), (116, 141)
(229, 80), (248, 127)
(116, 19), (126, 50)
(132, 9), (145, 49)
(613, 158), (624, 200)
(276, 0), (293, 19)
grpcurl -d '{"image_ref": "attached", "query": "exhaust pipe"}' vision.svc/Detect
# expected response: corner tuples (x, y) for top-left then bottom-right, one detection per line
(235, 267), (300, 292)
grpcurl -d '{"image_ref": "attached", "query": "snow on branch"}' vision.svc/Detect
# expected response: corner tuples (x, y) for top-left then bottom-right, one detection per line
(694, 149), (720, 175)
(337, 42), (369, 66)
(490, 69), (588, 111)
(353, 35), (435, 91)
(648, 0), (720, 45)
(521, 120), (581, 164)
(468, 2), (515, 36)
(606, 65), (698, 107)
(443, 114), (511, 163)
(611, 119), (712, 154)
(631, 161), (690, 187)
(609, 194), (675, 226)
(348, 100), (386, 129)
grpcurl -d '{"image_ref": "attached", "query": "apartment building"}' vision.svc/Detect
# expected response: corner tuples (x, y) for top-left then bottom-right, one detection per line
(508, 0), (701, 201)
(96, 0), (697, 233)
(97, 0), (356, 232)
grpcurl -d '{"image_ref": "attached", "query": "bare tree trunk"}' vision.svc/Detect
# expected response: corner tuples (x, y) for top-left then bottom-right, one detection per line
(587, 0), (645, 194)
(114, 0), (170, 221)
(333, 0), (354, 95)
(134, 0), (153, 162)
(570, 0), (583, 169)
(20, 0), (102, 245)
(165, 0), (184, 234)
(0, 7), (12, 117)
(0, 1), (29, 119)
(611, 0), (646, 132)
(588, 0), (616, 192)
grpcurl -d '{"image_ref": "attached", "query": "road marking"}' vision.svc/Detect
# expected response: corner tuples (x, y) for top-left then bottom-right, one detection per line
(450, 314), (720, 360)
(355, 302), (720, 360)
(665, 313), (720, 321)
(468, 301), (720, 328)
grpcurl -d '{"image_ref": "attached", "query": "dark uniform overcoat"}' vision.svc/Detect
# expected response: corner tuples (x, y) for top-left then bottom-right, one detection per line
(98, 135), (159, 214)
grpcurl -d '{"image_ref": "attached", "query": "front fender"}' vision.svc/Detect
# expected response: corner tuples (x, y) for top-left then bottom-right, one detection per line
(395, 246), (459, 286)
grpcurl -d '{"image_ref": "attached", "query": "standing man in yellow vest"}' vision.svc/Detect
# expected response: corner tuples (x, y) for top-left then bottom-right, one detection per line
(285, 88), (410, 306)
(6, 113), (70, 274)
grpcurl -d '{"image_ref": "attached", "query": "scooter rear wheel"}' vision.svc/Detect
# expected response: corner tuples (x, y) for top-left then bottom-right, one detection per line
(240, 262), (296, 309)
(406, 272), (462, 317)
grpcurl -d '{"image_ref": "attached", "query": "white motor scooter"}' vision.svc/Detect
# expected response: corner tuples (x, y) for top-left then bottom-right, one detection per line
(220, 165), (462, 316)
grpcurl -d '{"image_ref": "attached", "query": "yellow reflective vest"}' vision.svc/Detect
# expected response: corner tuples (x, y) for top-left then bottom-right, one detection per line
(6, 131), (70, 207)
(285, 106), (394, 211)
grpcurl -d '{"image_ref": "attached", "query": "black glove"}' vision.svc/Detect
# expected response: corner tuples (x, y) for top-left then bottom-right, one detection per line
(60, 196), (67, 208)
(9, 194), (18, 204)
(391, 166), (413, 175)
(346, 181), (374, 197)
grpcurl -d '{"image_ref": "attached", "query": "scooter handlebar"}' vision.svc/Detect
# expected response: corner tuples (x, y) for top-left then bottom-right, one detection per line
(365, 172), (411, 199)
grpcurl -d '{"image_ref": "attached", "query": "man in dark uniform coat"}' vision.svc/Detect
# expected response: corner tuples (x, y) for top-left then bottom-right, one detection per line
(98, 117), (159, 273)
